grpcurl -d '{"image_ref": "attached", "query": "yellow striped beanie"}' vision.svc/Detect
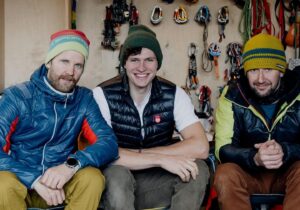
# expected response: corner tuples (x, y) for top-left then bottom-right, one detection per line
(243, 33), (287, 73)
(45, 29), (90, 64)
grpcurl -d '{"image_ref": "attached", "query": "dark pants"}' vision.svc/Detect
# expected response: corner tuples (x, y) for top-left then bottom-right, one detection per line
(213, 161), (300, 210)
(102, 159), (209, 210)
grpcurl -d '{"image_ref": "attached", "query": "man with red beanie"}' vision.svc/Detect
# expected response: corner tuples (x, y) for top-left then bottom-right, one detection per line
(213, 33), (300, 209)
(0, 29), (118, 209)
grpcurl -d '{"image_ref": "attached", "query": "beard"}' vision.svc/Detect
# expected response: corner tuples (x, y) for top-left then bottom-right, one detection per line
(48, 74), (77, 93)
(249, 80), (283, 104)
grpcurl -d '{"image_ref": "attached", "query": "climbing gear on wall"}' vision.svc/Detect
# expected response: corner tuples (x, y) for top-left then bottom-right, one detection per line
(129, 1), (139, 26)
(186, 43), (199, 90)
(195, 5), (211, 25)
(185, 0), (198, 4)
(111, 0), (129, 25)
(239, 0), (272, 43)
(198, 85), (212, 118)
(174, 5), (188, 24)
(208, 42), (221, 79)
(225, 42), (243, 81)
(195, 5), (212, 72)
(71, 0), (77, 29)
(162, 0), (174, 3)
(151, 5), (163, 25)
(217, 6), (229, 42)
(102, 6), (119, 50)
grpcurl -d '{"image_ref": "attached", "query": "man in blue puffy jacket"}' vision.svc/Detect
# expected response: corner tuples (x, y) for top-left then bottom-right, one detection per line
(0, 29), (118, 210)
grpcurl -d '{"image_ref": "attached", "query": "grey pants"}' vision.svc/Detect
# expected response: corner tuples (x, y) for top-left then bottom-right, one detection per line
(101, 159), (210, 210)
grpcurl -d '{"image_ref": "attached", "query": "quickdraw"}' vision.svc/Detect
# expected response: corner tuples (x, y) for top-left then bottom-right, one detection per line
(195, 5), (213, 72)
(208, 42), (221, 79)
(71, 0), (77, 29)
(225, 42), (243, 81)
(174, 5), (188, 24)
(101, 6), (119, 50)
(151, 5), (163, 25)
(217, 6), (229, 42)
(186, 43), (199, 90)
(198, 85), (212, 118)
(129, 1), (139, 26)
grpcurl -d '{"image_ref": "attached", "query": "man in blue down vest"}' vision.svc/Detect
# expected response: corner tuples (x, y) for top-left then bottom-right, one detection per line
(93, 24), (210, 210)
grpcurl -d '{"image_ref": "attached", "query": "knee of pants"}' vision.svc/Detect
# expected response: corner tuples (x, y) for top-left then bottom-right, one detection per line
(196, 159), (210, 188)
(0, 171), (27, 196)
(103, 165), (135, 203)
(74, 167), (105, 193)
(103, 165), (135, 190)
(213, 163), (243, 189)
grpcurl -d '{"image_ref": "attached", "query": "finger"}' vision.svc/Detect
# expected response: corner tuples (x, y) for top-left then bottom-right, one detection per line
(40, 173), (49, 184)
(180, 168), (191, 182)
(177, 171), (186, 182)
(185, 162), (198, 180)
(60, 189), (66, 201)
(56, 190), (64, 205)
(56, 179), (65, 189)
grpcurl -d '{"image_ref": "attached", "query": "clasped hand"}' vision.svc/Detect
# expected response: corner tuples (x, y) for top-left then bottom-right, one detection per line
(254, 139), (284, 169)
(159, 155), (199, 182)
(33, 164), (76, 206)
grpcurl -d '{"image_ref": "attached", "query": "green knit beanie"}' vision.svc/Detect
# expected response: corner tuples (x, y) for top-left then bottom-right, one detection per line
(119, 25), (163, 70)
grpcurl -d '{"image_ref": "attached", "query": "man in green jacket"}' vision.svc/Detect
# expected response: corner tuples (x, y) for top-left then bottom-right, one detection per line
(214, 33), (300, 210)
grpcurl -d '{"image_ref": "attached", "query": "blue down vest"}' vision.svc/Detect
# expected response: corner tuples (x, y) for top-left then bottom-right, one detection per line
(100, 75), (176, 149)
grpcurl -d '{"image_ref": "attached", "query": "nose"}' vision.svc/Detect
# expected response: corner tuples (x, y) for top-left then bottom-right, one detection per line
(136, 60), (146, 71)
(66, 65), (75, 75)
(257, 69), (265, 83)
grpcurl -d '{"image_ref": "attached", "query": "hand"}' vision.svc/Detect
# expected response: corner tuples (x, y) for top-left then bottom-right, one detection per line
(40, 164), (76, 189)
(158, 155), (199, 182)
(254, 140), (284, 169)
(33, 181), (65, 206)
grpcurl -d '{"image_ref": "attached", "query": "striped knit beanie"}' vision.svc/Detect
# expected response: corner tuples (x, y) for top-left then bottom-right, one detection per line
(243, 33), (287, 73)
(45, 29), (90, 64)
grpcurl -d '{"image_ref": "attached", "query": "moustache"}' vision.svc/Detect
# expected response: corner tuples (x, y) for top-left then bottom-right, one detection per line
(59, 75), (76, 83)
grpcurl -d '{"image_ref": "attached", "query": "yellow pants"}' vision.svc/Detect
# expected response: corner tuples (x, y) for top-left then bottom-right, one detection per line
(0, 167), (105, 210)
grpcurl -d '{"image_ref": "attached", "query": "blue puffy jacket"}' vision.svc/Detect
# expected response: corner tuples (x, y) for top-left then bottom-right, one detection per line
(0, 65), (118, 188)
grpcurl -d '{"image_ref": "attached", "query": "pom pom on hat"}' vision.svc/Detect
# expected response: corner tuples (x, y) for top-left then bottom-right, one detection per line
(243, 33), (287, 73)
(45, 29), (90, 64)
(119, 25), (163, 70)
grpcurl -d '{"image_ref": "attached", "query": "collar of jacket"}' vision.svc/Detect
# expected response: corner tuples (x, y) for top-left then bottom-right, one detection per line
(121, 75), (163, 100)
(30, 64), (77, 103)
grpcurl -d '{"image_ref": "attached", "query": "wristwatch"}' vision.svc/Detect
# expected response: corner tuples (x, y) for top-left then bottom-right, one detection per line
(64, 158), (80, 172)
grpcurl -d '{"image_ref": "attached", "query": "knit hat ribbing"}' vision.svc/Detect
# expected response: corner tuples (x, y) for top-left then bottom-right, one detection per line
(119, 25), (163, 70)
(45, 29), (90, 64)
(243, 33), (287, 73)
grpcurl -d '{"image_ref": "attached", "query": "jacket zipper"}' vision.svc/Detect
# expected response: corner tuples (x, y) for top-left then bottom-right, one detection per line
(41, 102), (58, 174)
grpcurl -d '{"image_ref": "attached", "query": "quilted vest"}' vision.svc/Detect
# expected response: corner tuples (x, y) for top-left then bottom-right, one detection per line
(100, 75), (176, 149)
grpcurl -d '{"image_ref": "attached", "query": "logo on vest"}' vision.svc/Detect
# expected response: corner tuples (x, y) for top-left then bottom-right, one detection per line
(153, 115), (161, 123)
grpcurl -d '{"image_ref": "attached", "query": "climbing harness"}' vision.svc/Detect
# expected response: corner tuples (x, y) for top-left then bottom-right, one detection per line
(174, 5), (188, 24)
(225, 42), (243, 81)
(195, 5), (211, 25)
(195, 5), (213, 72)
(151, 5), (163, 25)
(129, 1), (139, 26)
(217, 6), (229, 42)
(71, 0), (77, 29)
(208, 42), (221, 79)
(186, 43), (199, 90)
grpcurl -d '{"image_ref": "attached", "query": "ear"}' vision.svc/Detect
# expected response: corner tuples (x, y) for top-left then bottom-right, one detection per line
(280, 72), (284, 78)
(45, 62), (51, 69)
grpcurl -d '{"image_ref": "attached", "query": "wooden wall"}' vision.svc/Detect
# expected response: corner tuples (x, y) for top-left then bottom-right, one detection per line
(2, 0), (296, 109)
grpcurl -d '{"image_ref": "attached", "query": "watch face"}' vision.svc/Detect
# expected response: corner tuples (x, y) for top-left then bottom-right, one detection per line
(67, 158), (78, 166)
